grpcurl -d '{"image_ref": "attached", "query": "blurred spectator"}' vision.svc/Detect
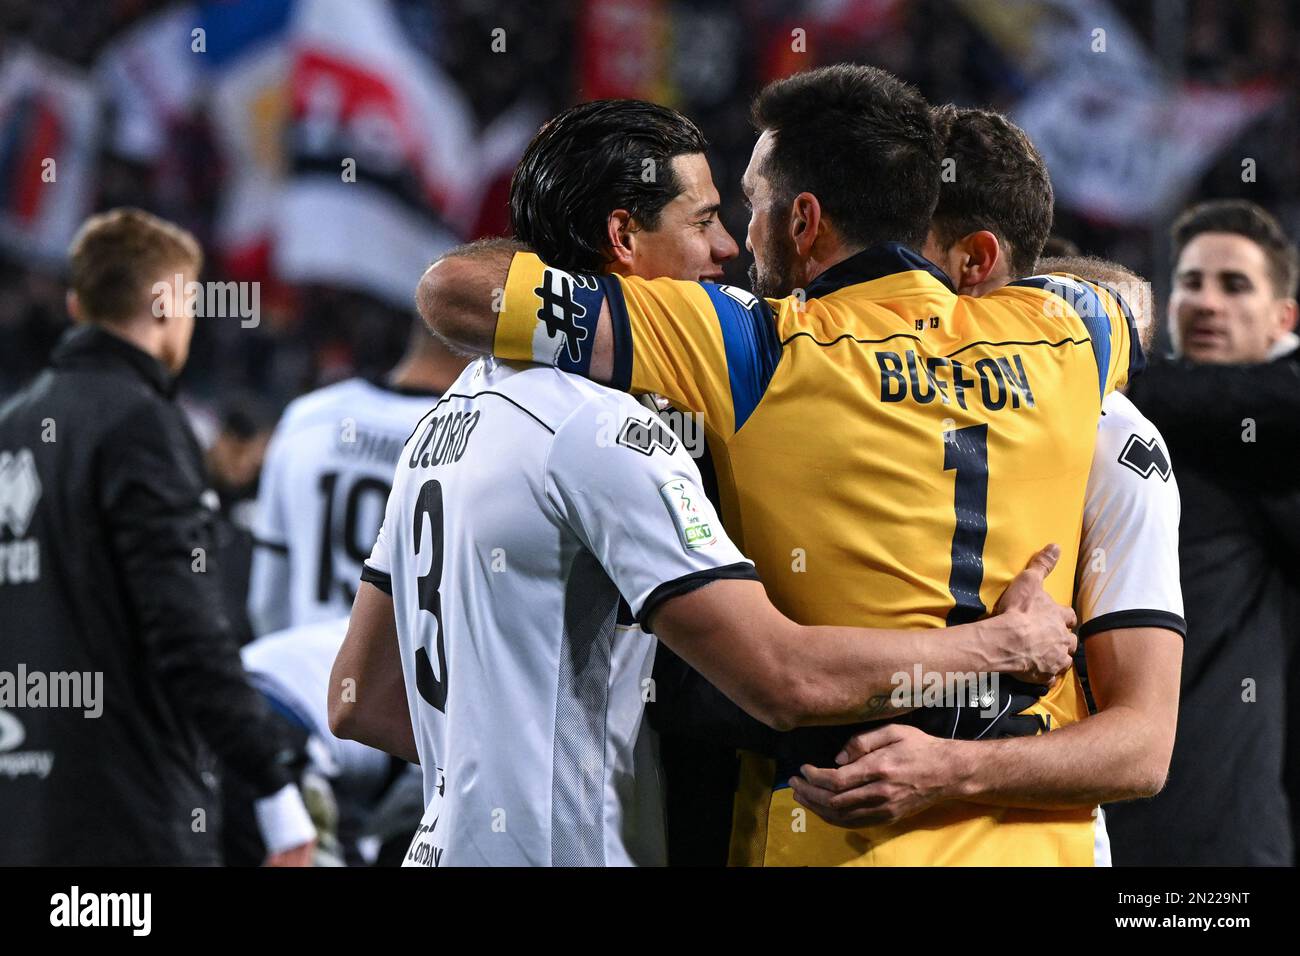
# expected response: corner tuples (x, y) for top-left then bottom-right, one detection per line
(202, 395), (277, 636)
(246, 318), (466, 637)
(206, 397), (276, 520)
(1109, 199), (1298, 864)
(0, 208), (313, 864)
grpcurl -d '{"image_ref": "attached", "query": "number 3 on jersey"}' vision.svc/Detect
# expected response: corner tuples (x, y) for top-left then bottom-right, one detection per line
(413, 479), (449, 712)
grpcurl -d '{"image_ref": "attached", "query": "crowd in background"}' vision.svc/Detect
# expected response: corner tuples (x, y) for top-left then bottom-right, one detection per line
(3, 0), (1300, 424)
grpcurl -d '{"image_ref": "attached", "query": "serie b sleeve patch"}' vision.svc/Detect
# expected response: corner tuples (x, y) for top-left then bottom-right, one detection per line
(658, 477), (718, 551)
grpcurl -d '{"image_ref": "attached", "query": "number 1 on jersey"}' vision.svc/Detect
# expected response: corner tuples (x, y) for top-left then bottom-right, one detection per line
(944, 424), (989, 626)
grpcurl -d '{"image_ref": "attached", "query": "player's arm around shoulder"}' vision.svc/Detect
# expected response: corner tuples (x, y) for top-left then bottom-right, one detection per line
(541, 390), (1077, 732)
(418, 238), (527, 356)
(422, 240), (783, 434)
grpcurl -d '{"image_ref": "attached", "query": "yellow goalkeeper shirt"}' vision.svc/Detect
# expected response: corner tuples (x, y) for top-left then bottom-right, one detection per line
(493, 243), (1142, 866)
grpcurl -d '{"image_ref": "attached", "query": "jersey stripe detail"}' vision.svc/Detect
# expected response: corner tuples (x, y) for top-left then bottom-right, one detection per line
(1009, 276), (1113, 398)
(1078, 608), (1186, 640)
(602, 274), (634, 393)
(360, 562), (392, 595)
(1095, 280), (1147, 382)
(426, 390), (556, 434)
(782, 330), (924, 350)
(637, 561), (760, 631)
(945, 336), (1092, 357)
(703, 285), (782, 434)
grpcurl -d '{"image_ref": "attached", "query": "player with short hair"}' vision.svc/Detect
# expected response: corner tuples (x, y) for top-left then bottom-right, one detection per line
(420, 65), (1143, 866)
(248, 318), (468, 636)
(0, 208), (312, 865)
(789, 109), (1183, 869)
(1104, 200), (1300, 864)
(1166, 199), (1299, 363)
(329, 99), (1078, 867)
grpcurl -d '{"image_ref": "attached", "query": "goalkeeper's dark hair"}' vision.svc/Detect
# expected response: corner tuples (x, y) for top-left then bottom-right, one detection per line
(749, 64), (941, 251)
(509, 99), (709, 272)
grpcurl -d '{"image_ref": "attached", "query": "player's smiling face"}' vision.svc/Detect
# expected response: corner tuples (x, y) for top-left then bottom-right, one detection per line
(620, 153), (738, 282)
(1170, 232), (1297, 364)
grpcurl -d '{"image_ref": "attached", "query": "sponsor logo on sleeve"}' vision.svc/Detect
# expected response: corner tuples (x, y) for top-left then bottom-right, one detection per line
(1118, 434), (1171, 481)
(616, 416), (678, 456)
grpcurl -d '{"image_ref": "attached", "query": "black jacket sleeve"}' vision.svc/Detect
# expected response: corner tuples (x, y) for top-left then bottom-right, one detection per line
(99, 399), (295, 798)
(1128, 356), (1300, 481)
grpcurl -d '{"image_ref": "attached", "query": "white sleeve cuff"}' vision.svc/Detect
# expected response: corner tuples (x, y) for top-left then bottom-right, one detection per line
(254, 783), (316, 855)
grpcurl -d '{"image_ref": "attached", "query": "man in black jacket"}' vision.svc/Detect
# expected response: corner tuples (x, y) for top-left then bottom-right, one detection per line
(1108, 199), (1299, 865)
(0, 208), (313, 865)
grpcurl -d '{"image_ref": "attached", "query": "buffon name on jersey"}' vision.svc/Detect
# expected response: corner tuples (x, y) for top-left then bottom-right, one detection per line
(876, 350), (1037, 410)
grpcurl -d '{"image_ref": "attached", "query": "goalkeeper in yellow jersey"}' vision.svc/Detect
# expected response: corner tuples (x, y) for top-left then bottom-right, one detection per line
(420, 65), (1142, 865)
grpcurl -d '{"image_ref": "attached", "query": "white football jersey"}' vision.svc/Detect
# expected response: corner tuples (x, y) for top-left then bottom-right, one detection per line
(1076, 390), (1184, 867)
(1075, 391), (1185, 637)
(362, 358), (754, 867)
(249, 378), (440, 634)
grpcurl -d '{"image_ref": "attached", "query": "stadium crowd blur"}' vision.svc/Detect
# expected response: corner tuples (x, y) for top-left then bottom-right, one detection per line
(2, 0), (1298, 864)
(5, 0), (1300, 407)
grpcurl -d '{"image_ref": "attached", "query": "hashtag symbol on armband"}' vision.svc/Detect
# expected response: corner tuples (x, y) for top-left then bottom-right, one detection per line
(535, 269), (589, 363)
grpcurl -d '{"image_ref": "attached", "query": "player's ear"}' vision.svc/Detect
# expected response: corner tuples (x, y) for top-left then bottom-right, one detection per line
(605, 209), (636, 269)
(790, 192), (821, 257)
(957, 230), (1002, 290)
(1274, 296), (1298, 336)
(66, 290), (83, 324)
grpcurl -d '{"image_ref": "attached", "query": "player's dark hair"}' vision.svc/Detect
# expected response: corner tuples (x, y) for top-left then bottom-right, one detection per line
(929, 105), (1054, 279)
(509, 99), (709, 272)
(1171, 199), (1299, 299)
(749, 64), (940, 251)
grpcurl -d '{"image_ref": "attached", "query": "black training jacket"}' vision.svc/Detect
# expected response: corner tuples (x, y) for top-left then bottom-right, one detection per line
(0, 324), (295, 864)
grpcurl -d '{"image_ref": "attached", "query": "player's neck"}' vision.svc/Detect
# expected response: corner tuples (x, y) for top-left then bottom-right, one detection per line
(803, 241), (863, 289)
(388, 348), (465, 394)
